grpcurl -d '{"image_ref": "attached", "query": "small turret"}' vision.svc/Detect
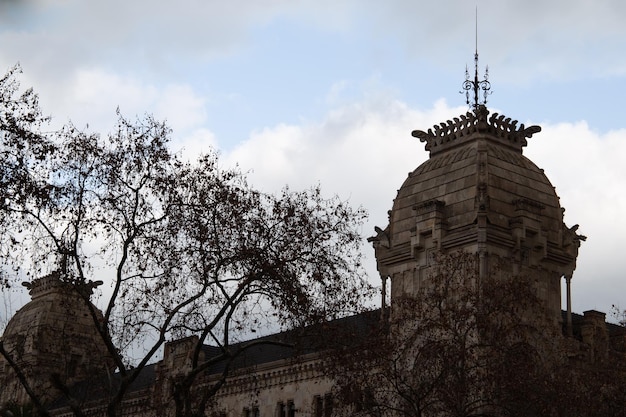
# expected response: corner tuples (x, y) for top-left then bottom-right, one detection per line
(0, 271), (114, 405)
(373, 104), (582, 330)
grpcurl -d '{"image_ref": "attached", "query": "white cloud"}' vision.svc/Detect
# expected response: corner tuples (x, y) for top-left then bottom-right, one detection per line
(526, 122), (626, 312)
(224, 96), (457, 197)
(59, 69), (158, 129)
(174, 127), (219, 163)
(36, 68), (211, 143)
(1, 0), (624, 319)
(153, 84), (207, 132)
(225, 98), (626, 314)
(4, 1), (626, 86)
(224, 96), (465, 298)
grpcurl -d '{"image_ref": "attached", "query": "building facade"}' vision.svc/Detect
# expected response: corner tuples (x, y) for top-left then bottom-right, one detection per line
(1, 102), (621, 417)
(370, 104), (583, 333)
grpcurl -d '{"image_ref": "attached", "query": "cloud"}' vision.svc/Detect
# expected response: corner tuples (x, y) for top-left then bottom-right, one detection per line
(0, 0), (355, 73)
(174, 127), (219, 162)
(223, 95), (464, 297)
(36, 68), (210, 140)
(225, 97), (626, 314)
(58, 69), (158, 129)
(153, 84), (207, 132)
(525, 122), (626, 312)
(1, 0), (624, 318)
(224, 94), (462, 198)
(2, 0), (625, 148)
(3, 1), (626, 86)
(360, 0), (626, 81)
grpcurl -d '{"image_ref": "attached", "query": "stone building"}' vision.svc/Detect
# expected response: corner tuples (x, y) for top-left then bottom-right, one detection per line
(0, 272), (113, 405)
(0, 96), (622, 415)
(369, 104), (584, 333)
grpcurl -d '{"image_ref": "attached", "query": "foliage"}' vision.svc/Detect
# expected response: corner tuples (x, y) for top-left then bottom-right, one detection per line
(332, 251), (626, 417)
(0, 67), (373, 417)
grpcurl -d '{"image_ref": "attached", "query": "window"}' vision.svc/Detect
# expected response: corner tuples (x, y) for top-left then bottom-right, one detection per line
(323, 394), (333, 417)
(277, 401), (295, 417)
(277, 402), (286, 417)
(244, 407), (259, 417)
(314, 396), (324, 417)
(355, 388), (374, 412)
(314, 394), (333, 417)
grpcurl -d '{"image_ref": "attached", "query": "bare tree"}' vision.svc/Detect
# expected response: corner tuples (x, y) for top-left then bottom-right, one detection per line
(331, 251), (564, 417)
(0, 67), (373, 417)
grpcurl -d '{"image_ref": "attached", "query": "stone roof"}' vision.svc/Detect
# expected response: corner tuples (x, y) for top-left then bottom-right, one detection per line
(202, 309), (382, 374)
(0, 272), (114, 405)
(47, 309), (382, 411)
(371, 105), (581, 279)
(390, 106), (561, 250)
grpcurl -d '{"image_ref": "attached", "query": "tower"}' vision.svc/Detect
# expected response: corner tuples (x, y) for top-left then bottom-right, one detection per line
(370, 101), (584, 329)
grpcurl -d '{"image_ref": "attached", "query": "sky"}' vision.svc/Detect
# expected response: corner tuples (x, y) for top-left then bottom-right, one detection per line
(1, 0), (626, 319)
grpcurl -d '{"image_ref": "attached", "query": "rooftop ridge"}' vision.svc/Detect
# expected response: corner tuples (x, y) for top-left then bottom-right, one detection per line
(411, 105), (541, 155)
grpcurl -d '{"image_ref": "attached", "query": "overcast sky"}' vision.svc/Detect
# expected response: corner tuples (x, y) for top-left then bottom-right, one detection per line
(1, 0), (626, 318)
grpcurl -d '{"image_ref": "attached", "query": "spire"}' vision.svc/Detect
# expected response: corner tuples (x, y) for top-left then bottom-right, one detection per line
(461, 7), (491, 108)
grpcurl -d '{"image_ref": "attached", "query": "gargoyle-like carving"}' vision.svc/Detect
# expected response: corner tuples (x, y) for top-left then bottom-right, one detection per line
(563, 223), (587, 249)
(368, 226), (390, 248)
(488, 112), (541, 143)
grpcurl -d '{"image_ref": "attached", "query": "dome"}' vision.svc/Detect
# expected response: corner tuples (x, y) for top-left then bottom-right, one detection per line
(0, 272), (113, 404)
(391, 115), (563, 250)
(371, 106), (584, 325)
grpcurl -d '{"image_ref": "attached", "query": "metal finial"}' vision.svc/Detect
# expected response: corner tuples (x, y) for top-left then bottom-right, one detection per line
(461, 8), (491, 109)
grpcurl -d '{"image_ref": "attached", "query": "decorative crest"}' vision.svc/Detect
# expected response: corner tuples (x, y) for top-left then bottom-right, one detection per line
(411, 106), (541, 155)
(461, 8), (491, 108)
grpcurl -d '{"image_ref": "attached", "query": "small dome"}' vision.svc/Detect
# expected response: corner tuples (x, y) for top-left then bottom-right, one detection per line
(379, 105), (569, 254)
(0, 272), (113, 404)
(372, 106), (583, 324)
(389, 135), (563, 249)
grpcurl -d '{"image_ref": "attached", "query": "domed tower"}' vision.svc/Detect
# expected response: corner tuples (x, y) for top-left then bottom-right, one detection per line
(0, 271), (114, 405)
(370, 104), (584, 331)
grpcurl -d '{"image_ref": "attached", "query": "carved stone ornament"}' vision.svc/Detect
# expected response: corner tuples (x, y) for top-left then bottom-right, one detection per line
(412, 105), (541, 155)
